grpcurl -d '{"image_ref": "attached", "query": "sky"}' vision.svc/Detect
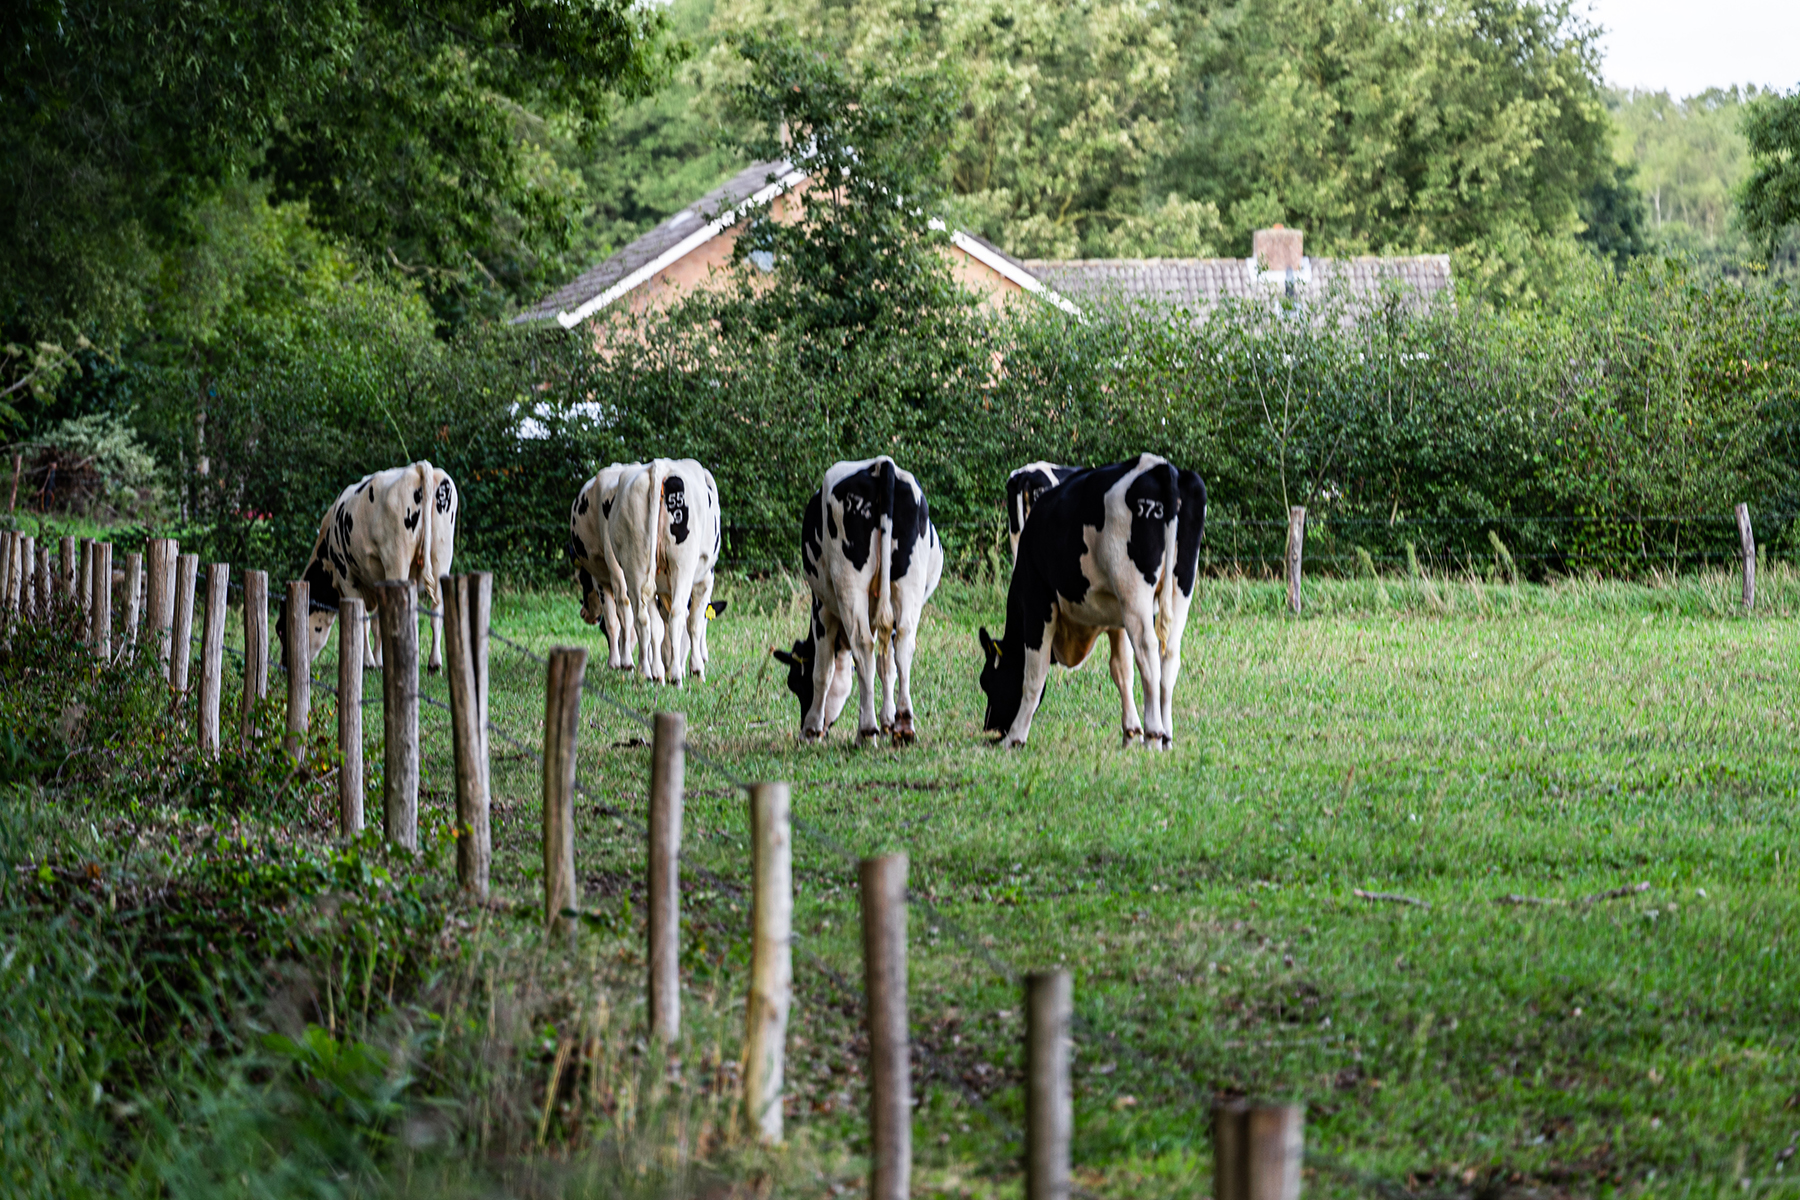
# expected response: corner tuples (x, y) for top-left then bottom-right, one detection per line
(1587, 0), (1800, 97)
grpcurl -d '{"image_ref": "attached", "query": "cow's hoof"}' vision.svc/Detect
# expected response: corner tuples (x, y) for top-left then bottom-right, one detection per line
(891, 728), (917, 746)
(801, 727), (827, 743)
(1121, 726), (1144, 748)
(858, 727), (881, 743)
(1000, 736), (1027, 750)
(427, 662), (441, 676)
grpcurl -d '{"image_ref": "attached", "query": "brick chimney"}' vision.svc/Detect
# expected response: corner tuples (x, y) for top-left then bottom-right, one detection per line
(1252, 224), (1304, 271)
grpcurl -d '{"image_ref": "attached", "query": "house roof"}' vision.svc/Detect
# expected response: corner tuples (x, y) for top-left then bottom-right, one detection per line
(1022, 255), (1453, 312)
(513, 159), (805, 327)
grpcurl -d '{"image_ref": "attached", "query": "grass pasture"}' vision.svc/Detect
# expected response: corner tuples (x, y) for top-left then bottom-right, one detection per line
(293, 567), (1800, 1197)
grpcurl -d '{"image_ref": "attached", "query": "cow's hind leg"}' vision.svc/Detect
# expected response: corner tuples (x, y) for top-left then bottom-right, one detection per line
(890, 622), (920, 744)
(1107, 628), (1143, 747)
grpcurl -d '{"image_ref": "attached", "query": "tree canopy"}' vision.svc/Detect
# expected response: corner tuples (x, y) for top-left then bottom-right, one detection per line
(1741, 89), (1800, 258)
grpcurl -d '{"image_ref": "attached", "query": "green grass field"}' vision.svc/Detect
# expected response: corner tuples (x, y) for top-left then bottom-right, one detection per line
(277, 567), (1800, 1197)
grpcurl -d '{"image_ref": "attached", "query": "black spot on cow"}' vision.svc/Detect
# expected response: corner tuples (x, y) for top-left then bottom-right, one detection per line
(404, 508), (421, 532)
(435, 479), (453, 514)
(825, 506), (837, 543)
(1174, 469), (1207, 596)
(413, 487), (423, 505)
(890, 479), (929, 582)
(1123, 463), (1177, 584)
(577, 492), (590, 515)
(663, 474), (690, 544)
(801, 491), (824, 575)
(569, 531), (588, 564)
(830, 459), (894, 571)
(601, 496), (613, 519)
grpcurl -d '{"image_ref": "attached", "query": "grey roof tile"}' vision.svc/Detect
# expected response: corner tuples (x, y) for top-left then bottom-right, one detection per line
(1022, 255), (1453, 314)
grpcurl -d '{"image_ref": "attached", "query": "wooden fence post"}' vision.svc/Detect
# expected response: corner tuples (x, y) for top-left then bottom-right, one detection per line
(745, 782), (793, 1144)
(1736, 503), (1755, 612)
(78, 538), (94, 641)
(240, 570), (268, 749)
(648, 711), (686, 1043)
(1285, 506), (1306, 615)
(443, 574), (493, 899)
(1214, 1103), (1303, 1200)
(58, 535), (76, 610)
(861, 852), (909, 1195)
(22, 535), (38, 623)
(377, 581), (421, 850)
(0, 533), (13, 623)
(90, 543), (112, 660)
(541, 646), (587, 935)
(284, 581), (311, 764)
(338, 597), (366, 836)
(147, 539), (176, 671)
(1026, 969), (1073, 1200)
(171, 553), (198, 690)
(34, 543), (50, 621)
(197, 564), (229, 758)
(1246, 1105), (1304, 1200)
(122, 551), (142, 653)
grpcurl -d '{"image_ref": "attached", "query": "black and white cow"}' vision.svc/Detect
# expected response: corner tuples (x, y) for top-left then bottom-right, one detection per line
(771, 457), (943, 743)
(1006, 461), (1079, 560)
(568, 462), (640, 670)
(978, 454), (1205, 749)
(602, 458), (723, 684)
(280, 461), (458, 673)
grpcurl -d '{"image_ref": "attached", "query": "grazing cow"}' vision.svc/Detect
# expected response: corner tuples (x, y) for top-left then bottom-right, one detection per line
(978, 453), (1205, 749)
(771, 457), (943, 743)
(568, 463), (641, 670)
(602, 458), (723, 684)
(280, 461), (458, 673)
(1006, 462), (1080, 559)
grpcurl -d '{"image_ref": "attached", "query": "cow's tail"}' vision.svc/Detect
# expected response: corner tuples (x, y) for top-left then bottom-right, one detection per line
(874, 458), (897, 647)
(644, 458), (670, 584)
(1154, 462), (1180, 653)
(413, 460), (434, 585)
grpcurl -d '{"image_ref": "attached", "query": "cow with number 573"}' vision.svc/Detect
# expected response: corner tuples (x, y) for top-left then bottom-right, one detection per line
(978, 453), (1205, 750)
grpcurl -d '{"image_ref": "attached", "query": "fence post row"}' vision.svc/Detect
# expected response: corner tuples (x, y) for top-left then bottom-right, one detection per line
(1026, 970), (1073, 1200)
(198, 564), (228, 758)
(1735, 502), (1755, 612)
(861, 852), (910, 1197)
(1214, 1103), (1305, 1200)
(90, 543), (112, 660)
(284, 580), (311, 764)
(1285, 506), (1305, 615)
(171, 553), (198, 691)
(376, 580), (422, 851)
(743, 782), (793, 1145)
(648, 711), (685, 1044)
(240, 570), (268, 751)
(338, 597), (365, 837)
(443, 573), (494, 900)
(541, 645), (587, 935)
(122, 551), (142, 654)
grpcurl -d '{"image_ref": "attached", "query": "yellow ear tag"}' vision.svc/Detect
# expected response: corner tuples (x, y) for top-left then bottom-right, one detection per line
(705, 604), (717, 619)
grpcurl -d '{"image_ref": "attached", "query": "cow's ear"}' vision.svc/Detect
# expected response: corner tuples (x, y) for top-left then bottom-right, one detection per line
(706, 600), (728, 619)
(772, 649), (797, 666)
(978, 626), (997, 659)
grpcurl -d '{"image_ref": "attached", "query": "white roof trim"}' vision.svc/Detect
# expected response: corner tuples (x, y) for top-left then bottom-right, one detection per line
(934, 220), (1083, 316)
(556, 167), (809, 328)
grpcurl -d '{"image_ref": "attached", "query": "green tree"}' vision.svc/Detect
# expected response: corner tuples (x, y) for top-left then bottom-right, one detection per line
(1741, 89), (1800, 257)
(2, 0), (681, 345)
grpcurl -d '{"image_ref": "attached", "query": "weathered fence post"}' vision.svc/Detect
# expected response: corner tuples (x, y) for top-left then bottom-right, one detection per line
(377, 581), (421, 851)
(1736, 503), (1755, 612)
(284, 581), (311, 763)
(1247, 1105), (1304, 1200)
(861, 852), (909, 1195)
(338, 597), (366, 836)
(78, 538), (94, 641)
(58, 535), (76, 611)
(121, 551), (142, 653)
(171, 553), (199, 690)
(745, 782), (793, 1144)
(443, 573), (493, 899)
(1214, 1103), (1303, 1200)
(1285, 506), (1306, 615)
(240, 570), (268, 750)
(147, 539), (176, 671)
(648, 711), (686, 1043)
(197, 563), (229, 758)
(541, 645), (587, 935)
(1026, 969), (1073, 1200)
(34, 543), (50, 621)
(0, 533), (13, 623)
(22, 535), (38, 623)
(90, 543), (112, 660)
